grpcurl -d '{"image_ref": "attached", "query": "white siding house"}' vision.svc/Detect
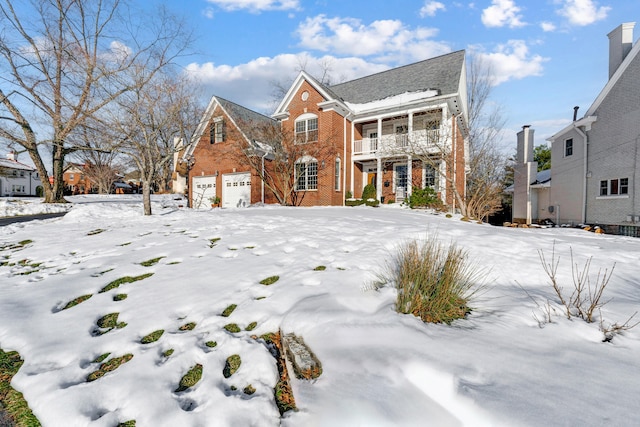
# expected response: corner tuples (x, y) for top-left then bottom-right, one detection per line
(0, 152), (42, 197)
(514, 23), (640, 236)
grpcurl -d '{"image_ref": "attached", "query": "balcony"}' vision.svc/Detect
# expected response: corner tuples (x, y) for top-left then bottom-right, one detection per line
(353, 129), (441, 158)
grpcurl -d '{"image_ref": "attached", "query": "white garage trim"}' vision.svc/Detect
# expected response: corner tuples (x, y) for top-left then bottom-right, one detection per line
(222, 172), (251, 208)
(191, 175), (217, 208)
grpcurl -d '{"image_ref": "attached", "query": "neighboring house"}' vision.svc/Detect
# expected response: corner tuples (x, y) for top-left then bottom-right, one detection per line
(177, 50), (469, 209)
(63, 163), (95, 195)
(0, 152), (42, 197)
(513, 23), (640, 236)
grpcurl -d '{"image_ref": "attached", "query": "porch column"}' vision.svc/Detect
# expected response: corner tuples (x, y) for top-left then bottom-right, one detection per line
(376, 157), (383, 201)
(377, 118), (382, 149)
(408, 111), (413, 140)
(407, 155), (412, 197)
(350, 121), (355, 195)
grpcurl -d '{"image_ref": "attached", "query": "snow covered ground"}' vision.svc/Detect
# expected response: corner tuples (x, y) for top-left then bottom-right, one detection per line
(1, 195), (639, 426)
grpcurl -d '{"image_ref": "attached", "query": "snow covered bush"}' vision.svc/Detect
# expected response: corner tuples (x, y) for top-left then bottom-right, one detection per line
(386, 238), (482, 324)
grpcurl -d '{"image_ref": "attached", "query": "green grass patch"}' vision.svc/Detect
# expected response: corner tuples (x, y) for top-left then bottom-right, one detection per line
(244, 246), (255, 249)
(117, 421), (136, 427)
(243, 384), (256, 395)
(255, 296), (266, 300)
(162, 349), (174, 358)
(0, 348), (41, 426)
(223, 323), (241, 333)
(141, 330), (164, 344)
(61, 294), (92, 310)
(99, 273), (154, 293)
(18, 239), (33, 247)
(87, 354), (133, 382)
(140, 257), (165, 267)
(209, 237), (221, 247)
(113, 293), (127, 301)
(221, 304), (237, 317)
(205, 341), (217, 348)
(175, 364), (203, 392)
(119, 242), (132, 246)
(245, 322), (257, 331)
(167, 261), (181, 265)
(223, 355), (241, 378)
(385, 238), (482, 324)
(178, 322), (196, 331)
(313, 265), (326, 271)
(95, 313), (127, 333)
(93, 353), (111, 363)
(87, 229), (105, 236)
(259, 275), (279, 285)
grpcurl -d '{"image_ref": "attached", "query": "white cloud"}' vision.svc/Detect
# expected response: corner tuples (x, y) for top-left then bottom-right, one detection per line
(540, 21), (556, 32)
(205, 0), (300, 12)
(557, 0), (610, 26)
(420, 1), (446, 17)
(202, 7), (215, 19)
(473, 40), (548, 85)
(294, 15), (450, 63)
(481, 0), (526, 28)
(184, 54), (388, 113)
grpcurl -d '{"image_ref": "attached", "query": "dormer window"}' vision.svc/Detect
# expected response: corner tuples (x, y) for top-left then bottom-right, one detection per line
(210, 117), (225, 143)
(295, 113), (318, 144)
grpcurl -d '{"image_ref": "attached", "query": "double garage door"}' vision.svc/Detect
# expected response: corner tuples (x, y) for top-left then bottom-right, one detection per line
(192, 173), (251, 208)
(222, 173), (251, 208)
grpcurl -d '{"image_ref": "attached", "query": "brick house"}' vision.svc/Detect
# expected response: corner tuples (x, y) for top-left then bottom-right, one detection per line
(178, 50), (469, 209)
(63, 163), (94, 195)
(513, 23), (640, 236)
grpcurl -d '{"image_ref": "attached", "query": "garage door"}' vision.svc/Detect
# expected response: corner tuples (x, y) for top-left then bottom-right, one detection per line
(222, 173), (251, 208)
(192, 175), (217, 209)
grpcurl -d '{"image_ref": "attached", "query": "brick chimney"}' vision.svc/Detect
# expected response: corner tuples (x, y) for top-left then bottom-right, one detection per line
(607, 22), (635, 79)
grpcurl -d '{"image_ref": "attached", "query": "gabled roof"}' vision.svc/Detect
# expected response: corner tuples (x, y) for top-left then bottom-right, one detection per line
(185, 95), (276, 158)
(585, 28), (640, 117)
(329, 50), (466, 104)
(0, 158), (35, 172)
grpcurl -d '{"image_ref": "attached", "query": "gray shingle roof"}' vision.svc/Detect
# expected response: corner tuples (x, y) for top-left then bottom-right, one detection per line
(216, 96), (275, 129)
(328, 50), (465, 104)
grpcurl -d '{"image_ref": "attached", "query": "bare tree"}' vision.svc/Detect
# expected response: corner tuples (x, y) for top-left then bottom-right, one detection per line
(0, 0), (192, 202)
(394, 54), (506, 220)
(110, 70), (201, 215)
(224, 120), (336, 206)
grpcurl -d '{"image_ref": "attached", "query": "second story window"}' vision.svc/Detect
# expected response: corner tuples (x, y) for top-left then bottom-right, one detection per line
(564, 138), (573, 157)
(210, 117), (226, 143)
(295, 114), (318, 144)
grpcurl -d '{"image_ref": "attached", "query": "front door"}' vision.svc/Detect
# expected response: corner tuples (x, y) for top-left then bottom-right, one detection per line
(395, 164), (408, 201)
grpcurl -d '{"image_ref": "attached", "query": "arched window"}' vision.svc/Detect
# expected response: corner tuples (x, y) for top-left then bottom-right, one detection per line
(294, 113), (318, 144)
(295, 156), (318, 191)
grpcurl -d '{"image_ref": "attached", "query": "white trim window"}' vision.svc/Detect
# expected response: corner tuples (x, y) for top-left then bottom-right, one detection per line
(210, 117), (225, 143)
(424, 163), (439, 190)
(600, 178), (629, 196)
(564, 138), (573, 157)
(334, 158), (341, 191)
(295, 113), (318, 144)
(295, 156), (318, 191)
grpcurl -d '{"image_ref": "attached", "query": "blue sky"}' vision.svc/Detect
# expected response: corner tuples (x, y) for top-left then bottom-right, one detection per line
(151, 0), (637, 152)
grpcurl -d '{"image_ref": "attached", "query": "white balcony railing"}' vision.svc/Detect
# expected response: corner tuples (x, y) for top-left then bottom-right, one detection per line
(353, 129), (440, 156)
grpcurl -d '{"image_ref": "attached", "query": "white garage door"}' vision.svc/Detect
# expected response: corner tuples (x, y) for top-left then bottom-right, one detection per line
(222, 173), (251, 208)
(192, 175), (217, 209)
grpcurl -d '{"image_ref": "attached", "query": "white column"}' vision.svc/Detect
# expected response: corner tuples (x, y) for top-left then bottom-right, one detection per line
(407, 155), (412, 197)
(350, 121), (355, 196)
(376, 157), (383, 201)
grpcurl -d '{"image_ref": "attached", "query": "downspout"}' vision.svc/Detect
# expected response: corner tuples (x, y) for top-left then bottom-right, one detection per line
(574, 125), (588, 224)
(343, 113), (351, 206)
(452, 114), (457, 213)
(261, 151), (267, 204)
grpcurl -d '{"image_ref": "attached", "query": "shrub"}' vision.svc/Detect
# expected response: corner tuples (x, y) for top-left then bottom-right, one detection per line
(405, 186), (443, 209)
(384, 238), (481, 324)
(361, 184), (376, 200)
(345, 190), (353, 199)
